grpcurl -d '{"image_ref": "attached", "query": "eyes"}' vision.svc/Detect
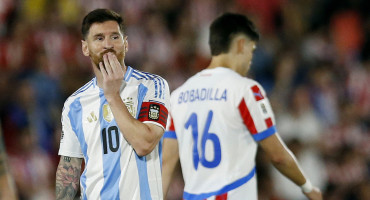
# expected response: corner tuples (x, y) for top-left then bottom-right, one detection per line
(94, 34), (121, 41)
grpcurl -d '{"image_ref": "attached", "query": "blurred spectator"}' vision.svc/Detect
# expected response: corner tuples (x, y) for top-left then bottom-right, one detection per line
(0, 0), (368, 199)
(9, 127), (54, 200)
(273, 86), (327, 199)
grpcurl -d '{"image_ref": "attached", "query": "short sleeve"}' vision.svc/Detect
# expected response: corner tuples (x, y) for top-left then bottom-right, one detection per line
(58, 103), (84, 158)
(138, 77), (170, 130)
(238, 82), (277, 141)
(164, 113), (177, 139)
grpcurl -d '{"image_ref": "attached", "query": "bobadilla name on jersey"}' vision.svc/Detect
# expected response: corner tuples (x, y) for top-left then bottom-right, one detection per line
(178, 88), (227, 104)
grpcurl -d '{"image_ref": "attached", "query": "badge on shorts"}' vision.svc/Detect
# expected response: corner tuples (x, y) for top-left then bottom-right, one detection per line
(148, 104), (160, 120)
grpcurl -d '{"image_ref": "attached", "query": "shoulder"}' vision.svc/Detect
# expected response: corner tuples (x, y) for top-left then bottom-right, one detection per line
(222, 70), (259, 87)
(69, 78), (96, 98)
(130, 68), (168, 84)
(63, 78), (95, 112)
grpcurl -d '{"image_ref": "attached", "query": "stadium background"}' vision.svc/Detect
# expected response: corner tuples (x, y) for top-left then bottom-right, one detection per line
(0, 0), (369, 199)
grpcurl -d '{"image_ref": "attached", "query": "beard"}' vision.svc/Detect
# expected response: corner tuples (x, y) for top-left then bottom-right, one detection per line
(90, 49), (125, 70)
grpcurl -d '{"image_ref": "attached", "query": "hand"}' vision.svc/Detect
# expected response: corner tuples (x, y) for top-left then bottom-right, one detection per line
(303, 187), (323, 200)
(99, 52), (126, 98)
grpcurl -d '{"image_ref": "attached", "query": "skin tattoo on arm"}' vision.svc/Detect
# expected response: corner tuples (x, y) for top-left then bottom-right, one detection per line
(56, 156), (82, 200)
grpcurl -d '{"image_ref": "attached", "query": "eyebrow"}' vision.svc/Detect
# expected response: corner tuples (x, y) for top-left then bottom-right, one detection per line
(92, 32), (121, 38)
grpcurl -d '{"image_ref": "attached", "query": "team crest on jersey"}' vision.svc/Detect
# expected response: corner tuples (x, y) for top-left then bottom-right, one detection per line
(148, 104), (160, 120)
(123, 97), (136, 117)
(103, 104), (114, 122)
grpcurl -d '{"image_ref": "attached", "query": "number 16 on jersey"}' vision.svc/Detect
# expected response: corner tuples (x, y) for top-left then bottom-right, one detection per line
(185, 110), (221, 170)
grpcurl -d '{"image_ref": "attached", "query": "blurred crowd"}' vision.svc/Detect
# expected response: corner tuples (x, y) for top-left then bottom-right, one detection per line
(0, 0), (369, 199)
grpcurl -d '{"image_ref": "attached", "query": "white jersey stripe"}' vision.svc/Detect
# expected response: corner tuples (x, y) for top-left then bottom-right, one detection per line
(67, 97), (90, 198)
(98, 91), (122, 199)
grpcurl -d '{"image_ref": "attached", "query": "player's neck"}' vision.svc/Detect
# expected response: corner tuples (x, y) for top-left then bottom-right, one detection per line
(207, 54), (238, 72)
(92, 65), (104, 88)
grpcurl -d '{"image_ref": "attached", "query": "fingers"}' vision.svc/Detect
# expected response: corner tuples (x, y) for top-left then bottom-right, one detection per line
(108, 53), (124, 75)
(103, 53), (113, 75)
(99, 62), (107, 79)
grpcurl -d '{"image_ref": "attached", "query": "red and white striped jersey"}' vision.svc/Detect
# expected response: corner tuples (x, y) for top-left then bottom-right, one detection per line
(165, 67), (276, 200)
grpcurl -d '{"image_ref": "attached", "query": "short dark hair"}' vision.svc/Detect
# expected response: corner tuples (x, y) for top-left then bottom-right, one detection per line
(209, 13), (259, 56)
(81, 8), (125, 40)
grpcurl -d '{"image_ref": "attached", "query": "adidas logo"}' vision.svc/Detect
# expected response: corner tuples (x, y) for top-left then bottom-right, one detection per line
(87, 111), (97, 123)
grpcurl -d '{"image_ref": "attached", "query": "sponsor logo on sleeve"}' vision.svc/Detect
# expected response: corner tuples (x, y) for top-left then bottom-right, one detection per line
(251, 85), (264, 101)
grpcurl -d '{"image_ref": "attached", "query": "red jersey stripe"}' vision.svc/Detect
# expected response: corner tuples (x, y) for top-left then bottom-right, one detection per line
(215, 193), (228, 200)
(265, 117), (273, 128)
(238, 98), (258, 134)
(168, 115), (175, 131)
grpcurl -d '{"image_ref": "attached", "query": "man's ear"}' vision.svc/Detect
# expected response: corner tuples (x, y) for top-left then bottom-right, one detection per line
(236, 38), (246, 54)
(124, 36), (128, 53)
(81, 40), (89, 56)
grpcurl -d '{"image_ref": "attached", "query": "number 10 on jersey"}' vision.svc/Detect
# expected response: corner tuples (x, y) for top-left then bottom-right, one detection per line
(185, 110), (221, 170)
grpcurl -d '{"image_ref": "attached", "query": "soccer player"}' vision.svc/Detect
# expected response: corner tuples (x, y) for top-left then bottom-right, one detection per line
(56, 9), (170, 200)
(162, 13), (322, 200)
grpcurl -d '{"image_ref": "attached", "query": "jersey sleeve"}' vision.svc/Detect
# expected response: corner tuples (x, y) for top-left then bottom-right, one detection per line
(138, 77), (170, 130)
(58, 103), (84, 158)
(238, 82), (277, 141)
(164, 113), (177, 139)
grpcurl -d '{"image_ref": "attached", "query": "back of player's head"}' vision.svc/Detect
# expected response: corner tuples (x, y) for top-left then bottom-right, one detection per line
(81, 8), (125, 40)
(209, 13), (259, 56)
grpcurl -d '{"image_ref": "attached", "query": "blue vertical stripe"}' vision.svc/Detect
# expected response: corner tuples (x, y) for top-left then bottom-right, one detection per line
(68, 97), (89, 200)
(160, 78), (165, 99)
(157, 78), (162, 99)
(153, 78), (158, 98)
(99, 91), (122, 200)
(135, 84), (152, 200)
(159, 137), (163, 170)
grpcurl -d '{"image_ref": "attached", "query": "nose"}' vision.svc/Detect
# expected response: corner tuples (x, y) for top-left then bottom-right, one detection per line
(103, 37), (113, 49)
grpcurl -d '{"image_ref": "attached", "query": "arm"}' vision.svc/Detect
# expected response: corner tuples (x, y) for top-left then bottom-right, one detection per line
(0, 133), (17, 200)
(56, 156), (83, 200)
(162, 138), (180, 198)
(100, 53), (164, 156)
(259, 134), (322, 200)
(105, 94), (164, 156)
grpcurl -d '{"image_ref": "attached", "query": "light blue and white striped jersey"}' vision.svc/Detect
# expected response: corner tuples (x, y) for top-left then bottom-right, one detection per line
(58, 66), (170, 200)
